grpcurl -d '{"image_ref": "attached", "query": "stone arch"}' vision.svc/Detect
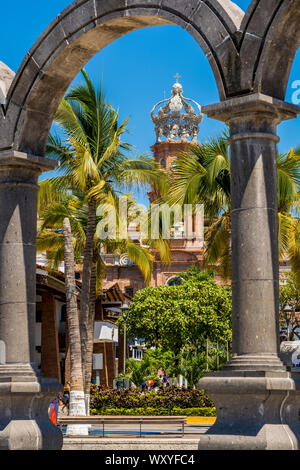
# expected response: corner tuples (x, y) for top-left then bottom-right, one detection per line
(1, 0), (243, 155)
(239, 0), (300, 100)
(2, 1), (300, 450)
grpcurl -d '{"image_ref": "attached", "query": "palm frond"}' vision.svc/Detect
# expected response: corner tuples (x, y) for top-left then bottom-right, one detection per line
(38, 177), (71, 214)
(36, 232), (64, 253)
(126, 241), (153, 286)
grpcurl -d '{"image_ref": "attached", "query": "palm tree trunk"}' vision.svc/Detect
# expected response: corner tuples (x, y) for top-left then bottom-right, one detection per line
(83, 252), (97, 415)
(80, 198), (96, 412)
(62, 217), (88, 435)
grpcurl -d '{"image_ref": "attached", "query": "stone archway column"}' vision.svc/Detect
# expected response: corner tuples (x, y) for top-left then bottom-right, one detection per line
(0, 151), (63, 450)
(197, 94), (300, 450)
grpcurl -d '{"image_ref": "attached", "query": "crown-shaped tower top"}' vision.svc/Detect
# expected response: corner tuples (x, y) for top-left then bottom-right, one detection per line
(151, 76), (203, 144)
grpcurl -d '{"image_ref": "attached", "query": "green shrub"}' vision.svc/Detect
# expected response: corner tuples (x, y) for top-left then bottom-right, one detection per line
(90, 385), (214, 412)
(90, 406), (216, 417)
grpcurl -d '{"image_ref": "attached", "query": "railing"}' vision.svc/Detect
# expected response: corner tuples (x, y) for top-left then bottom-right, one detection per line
(58, 415), (186, 438)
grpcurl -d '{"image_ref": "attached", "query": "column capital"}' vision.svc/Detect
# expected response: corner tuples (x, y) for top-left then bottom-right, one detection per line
(202, 93), (300, 124)
(0, 151), (57, 189)
(0, 150), (57, 173)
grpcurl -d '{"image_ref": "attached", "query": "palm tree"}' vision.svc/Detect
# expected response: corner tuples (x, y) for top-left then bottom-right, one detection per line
(61, 217), (88, 434)
(125, 357), (151, 388)
(277, 148), (300, 287)
(37, 191), (156, 410)
(180, 349), (207, 388)
(166, 133), (300, 283)
(39, 69), (167, 412)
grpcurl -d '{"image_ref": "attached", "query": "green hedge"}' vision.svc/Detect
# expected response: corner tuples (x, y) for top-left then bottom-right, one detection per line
(90, 407), (216, 417)
(90, 386), (213, 411)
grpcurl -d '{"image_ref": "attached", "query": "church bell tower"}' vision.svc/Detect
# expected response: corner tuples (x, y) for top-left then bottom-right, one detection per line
(149, 77), (205, 285)
(149, 74), (203, 200)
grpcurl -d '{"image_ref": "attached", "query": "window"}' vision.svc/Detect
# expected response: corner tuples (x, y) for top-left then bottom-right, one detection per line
(166, 276), (183, 287)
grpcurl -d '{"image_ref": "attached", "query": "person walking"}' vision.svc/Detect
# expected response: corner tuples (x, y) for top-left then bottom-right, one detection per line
(49, 396), (60, 426)
(60, 384), (70, 414)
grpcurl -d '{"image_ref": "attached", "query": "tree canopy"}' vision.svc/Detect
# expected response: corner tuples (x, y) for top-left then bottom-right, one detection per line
(123, 276), (232, 358)
(279, 273), (300, 341)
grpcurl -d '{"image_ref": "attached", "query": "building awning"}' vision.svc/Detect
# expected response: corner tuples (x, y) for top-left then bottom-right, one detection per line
(101, 283), (132, 304)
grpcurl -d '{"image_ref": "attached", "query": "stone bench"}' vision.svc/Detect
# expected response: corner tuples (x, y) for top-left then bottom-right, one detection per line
(58, 415), (186, 437)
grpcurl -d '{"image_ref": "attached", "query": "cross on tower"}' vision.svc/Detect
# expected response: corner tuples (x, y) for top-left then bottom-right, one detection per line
(174, 73), (182, 83)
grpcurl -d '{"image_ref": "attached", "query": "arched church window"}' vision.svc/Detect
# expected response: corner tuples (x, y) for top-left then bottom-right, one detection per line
(166, 276), (183, 287)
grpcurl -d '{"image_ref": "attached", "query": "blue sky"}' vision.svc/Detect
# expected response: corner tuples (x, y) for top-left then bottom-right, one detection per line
(1, 0), (299, 205)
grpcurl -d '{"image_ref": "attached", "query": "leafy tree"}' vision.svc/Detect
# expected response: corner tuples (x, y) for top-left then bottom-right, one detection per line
(142, 348), (175, 377)
(279, 273), (300, 341)
(178, 266), (216, 283)
(122, 278), (232, 368)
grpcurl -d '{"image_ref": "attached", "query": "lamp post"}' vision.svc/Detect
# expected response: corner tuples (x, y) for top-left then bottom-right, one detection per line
(283, 305), (291, 342)
(121, 302), (130, 374)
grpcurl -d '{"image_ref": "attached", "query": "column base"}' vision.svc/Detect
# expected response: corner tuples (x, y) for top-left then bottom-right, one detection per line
(197, 425), (297, 450)
(198, 369), (299, 450)
(0, 364), (63, 450)
(223, 353), (287, 372)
